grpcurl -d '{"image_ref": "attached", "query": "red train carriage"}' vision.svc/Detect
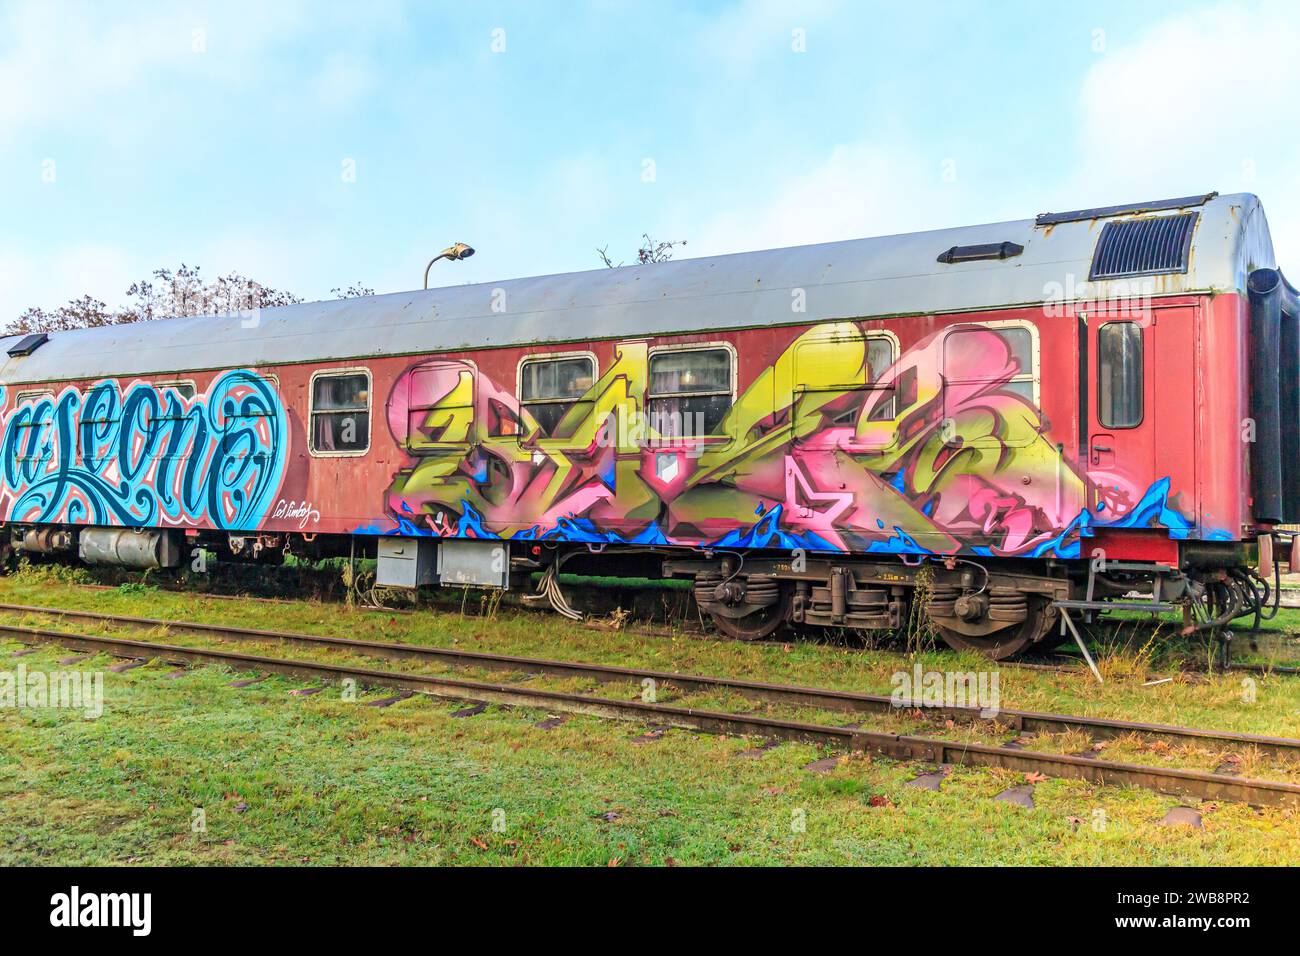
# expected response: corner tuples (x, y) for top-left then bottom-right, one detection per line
(1, 191), (1294, 658)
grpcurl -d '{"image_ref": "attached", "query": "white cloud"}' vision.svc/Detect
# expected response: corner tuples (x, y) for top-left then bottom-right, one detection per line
(695, 0), (843, 74)
(314, 55), (376, 110)
(1071, 0), (1300, 265)
(690, 142), (994, 257)
(695, 1), (1300, 271)
(0, 0), (307, 145)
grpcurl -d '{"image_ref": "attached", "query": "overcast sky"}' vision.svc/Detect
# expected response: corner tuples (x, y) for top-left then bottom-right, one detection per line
(2, 0), (1297, 320)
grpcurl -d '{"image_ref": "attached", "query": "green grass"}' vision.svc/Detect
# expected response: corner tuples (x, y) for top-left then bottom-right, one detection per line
(4, 573), (1300, 865)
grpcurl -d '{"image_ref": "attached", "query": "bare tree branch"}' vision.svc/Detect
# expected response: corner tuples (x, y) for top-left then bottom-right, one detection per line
(598, 234), (686, 268)
(8, 264), (309, 334)
(332, 283), (375, 299)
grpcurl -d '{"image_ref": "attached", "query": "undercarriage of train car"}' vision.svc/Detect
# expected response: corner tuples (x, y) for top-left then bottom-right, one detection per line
(669, 551), (1066, 658)
(658, 540), (1274, 661)
(0, 520), (1277, 661)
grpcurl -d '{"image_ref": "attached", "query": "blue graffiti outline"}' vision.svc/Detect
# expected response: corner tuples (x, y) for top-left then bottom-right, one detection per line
(1023, 476), (1227, 559)
(356, 476), (1224, 558)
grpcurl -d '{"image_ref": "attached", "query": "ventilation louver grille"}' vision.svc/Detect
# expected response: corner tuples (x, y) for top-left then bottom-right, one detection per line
(1089, 213), (1197, 280)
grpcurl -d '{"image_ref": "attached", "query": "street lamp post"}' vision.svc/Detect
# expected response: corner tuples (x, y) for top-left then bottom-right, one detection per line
(424, 242), (475, 288)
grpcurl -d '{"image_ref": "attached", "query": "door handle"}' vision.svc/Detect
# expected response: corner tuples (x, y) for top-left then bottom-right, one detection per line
(1090, 443), (1112, 466)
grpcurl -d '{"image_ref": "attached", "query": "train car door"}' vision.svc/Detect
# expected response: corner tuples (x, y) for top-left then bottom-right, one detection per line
(1085, 305), (1197, 533)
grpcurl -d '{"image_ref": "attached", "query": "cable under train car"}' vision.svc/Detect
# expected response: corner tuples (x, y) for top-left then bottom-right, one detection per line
(1, 191), (1295, 659)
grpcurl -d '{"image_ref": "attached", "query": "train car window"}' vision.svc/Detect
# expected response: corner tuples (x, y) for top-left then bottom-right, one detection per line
(831, 336), (899, 424)
(157, 381), (196, 400)
(14, 389), (53, 406)
(861, 336), (899, 424)
(867, 337), (895, 378)
(220, 374), (280, 461)
(406, 362), (475, 450)
(152, 381), (196, 434)
(519, 355), (596, 434)
(143, 382), (197, 462)
(1098, 321), (1143, 428)
(944, 325), (1037, 401)
(12, 390), (54, 464)
(648, 347), (733, 435)
(796, 335), (898, 428)
(942, 323), (1040, 448)
(310, 371), (371, 454)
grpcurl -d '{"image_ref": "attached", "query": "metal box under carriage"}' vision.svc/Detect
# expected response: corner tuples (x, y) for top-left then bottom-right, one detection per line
(0, 193), (1291, 658)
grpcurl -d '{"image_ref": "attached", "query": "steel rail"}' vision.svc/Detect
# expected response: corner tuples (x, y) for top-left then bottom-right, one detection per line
(1227, 661), (1300, 677)
(3, 603), (1300, 760)
(68, 580), (1300, 672)
(4, 621), (1300, 808)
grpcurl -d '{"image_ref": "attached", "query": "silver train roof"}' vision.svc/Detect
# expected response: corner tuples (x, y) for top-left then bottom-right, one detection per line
(0, 192), (1276, 386)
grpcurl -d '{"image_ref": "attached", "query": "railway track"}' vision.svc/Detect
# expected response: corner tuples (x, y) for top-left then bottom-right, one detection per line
(68, 578), (1300, 674)
(3, 603), (1300, 807)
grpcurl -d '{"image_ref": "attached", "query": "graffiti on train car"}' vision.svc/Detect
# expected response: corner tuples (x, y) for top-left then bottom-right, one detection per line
(371, 322), (1196, 557)
(0, 370), (288, 529)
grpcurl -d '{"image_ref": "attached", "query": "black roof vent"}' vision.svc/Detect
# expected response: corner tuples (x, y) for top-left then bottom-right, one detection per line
(6, 333), (49, 357)
(1088, 213), (1198, 281)
(936, 241), (1024, 264)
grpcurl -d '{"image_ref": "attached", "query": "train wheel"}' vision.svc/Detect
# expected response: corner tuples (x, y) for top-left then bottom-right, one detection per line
(933, 598), (1056, 661)
(707, 585), (792, 641)
(694, 573), (791, 641)
(709, 599), (790, 641)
